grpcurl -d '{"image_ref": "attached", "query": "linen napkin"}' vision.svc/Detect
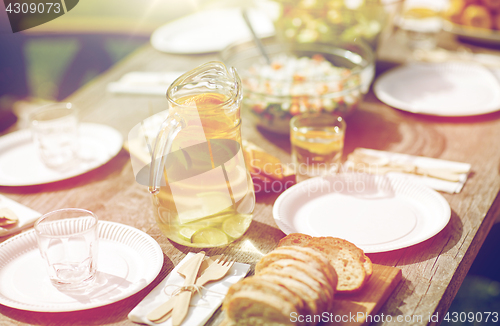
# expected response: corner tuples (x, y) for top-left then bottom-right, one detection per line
(107, 72), (184, 96)
(0, 195), (41, 237)
(128, 252), (250, 326)
(345, 148), (471, 194)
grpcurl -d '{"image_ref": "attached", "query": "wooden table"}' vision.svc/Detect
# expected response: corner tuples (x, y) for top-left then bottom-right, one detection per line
(1, 33), (500, 326)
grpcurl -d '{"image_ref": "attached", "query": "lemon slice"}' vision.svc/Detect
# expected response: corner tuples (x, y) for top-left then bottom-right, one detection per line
(191, 227), (229, 246)
(292, 131), (344, 155)
(222, 215), (252, 239)
(178, 226), (200, 241)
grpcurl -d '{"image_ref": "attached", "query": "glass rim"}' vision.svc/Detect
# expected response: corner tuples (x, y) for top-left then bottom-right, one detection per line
(221, 38), (374, 79)
(30, 102), (77, 124)
(166, 61), (242, 111)
(290, 113), (346, 131)
(34, 208), (98, 237)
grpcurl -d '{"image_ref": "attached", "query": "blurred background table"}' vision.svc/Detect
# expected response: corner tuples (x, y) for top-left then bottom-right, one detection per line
(1, 30), (500, 326)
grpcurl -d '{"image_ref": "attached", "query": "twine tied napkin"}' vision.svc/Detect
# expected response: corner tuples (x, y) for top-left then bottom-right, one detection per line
(107, 72), (184, 96)
(345, 148), (471, 194)
(0, 195), (41, 237)
(128, 253), (250, 326)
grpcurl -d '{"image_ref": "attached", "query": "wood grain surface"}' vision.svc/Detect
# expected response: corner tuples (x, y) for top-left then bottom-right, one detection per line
(1, 33), (500, 326)
(330, 265), (402, 326)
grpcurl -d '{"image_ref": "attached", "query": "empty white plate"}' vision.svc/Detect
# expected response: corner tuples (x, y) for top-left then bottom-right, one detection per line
(150, 8), (275, 54)
(0, 123), (123, 186)
(273, 174), (451, 253)
(374, 62), (500, 116)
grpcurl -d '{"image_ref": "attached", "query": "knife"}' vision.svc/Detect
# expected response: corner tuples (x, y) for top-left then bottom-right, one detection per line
(147, 252), (208, 322)
(172, 251), (205, 326)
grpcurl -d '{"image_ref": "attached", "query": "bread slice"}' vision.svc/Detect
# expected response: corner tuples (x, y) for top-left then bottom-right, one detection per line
(277, 233), (312, 247)
(260, 264), (331, 314)
(256, 271), (320, 317)
(310, 237), (372, 278)
(224, 290), (303, 326)
(224, 277), (305, 316)
(278, 234), (372, 281)
(306, 242), (365, 293)
(265, 259), (335, 304)
(256, 246), (337, 291)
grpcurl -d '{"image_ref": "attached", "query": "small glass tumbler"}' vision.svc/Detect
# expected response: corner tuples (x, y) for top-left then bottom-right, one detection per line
(30, 102), (79, 170)
(397, 0), (445, 50)
(290, 113), (346, 183)
(34, 208), (99, 291)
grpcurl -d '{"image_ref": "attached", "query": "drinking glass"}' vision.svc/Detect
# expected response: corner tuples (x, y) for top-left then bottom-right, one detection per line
(290, 113), (346, 183)
(34, 208), (99, 291)
(397, 0), (445, 50)
(30, 102), (79, 170)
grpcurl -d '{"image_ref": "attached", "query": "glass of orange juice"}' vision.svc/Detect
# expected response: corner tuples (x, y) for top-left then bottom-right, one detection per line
(290, 113), (346, 183)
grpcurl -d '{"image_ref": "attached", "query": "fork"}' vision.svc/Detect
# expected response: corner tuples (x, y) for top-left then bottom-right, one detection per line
(148, 255), (235, 323)
(195, 255), (235, 288)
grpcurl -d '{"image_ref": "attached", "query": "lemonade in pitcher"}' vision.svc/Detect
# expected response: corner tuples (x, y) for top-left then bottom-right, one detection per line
(149, 62), (255, 247)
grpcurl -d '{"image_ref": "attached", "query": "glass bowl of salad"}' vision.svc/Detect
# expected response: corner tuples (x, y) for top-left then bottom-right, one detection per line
(220, 38), (374, 134)
(273, 0), (403, 50)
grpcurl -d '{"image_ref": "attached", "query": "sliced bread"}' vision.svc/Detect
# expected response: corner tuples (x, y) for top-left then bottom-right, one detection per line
(224, 277), (305, 316)
(256, 271), (321, 317)
(270, 244), (364, 292)
(265, 259), (335, 303)
(256, 246), (337, 290)
(224, 290), (302, 326)
(306, 242), (365, 292)
(259, 264), (331, 314)
(309, 236), (373, 278)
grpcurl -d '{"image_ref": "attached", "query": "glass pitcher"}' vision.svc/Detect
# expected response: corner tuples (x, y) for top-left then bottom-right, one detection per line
(149, 61), (255, 247)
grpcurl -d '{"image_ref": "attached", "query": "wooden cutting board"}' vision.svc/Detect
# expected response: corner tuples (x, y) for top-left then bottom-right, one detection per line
(325, 264), (402, 326)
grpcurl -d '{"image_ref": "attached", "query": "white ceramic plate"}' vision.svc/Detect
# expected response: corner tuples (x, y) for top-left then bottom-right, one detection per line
(0, 123), (123, 186)
(150, 8), (275, 54)
(443, 21), (500, 45)
(0, 221), (163, 312)
(374, 62), (500, 116)
(273, 174), (451, 253)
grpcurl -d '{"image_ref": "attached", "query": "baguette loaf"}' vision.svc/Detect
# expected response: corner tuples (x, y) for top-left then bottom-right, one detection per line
(223, 245), (338, 326)
(222, 235), (371, 325)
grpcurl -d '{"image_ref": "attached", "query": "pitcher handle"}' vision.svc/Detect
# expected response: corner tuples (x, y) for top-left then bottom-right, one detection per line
(148, 113), (185, 194)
